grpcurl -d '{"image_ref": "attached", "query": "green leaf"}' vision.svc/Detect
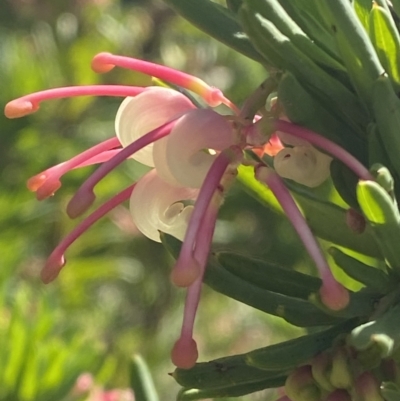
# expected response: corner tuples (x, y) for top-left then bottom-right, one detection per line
(217, 251), (321, 299)
(239, 4), (370, 132)
(330, 247), (394, 293)
(357, 180), (400, 270)
(173, 353), (286, 390)
(381, 382), (400, 401)
(176, 375), (287, 400)
(246, 318), (359, 370)
(354, 0), (372, 31)
(245, 0), (346, 72)
(130, 355), (160, 401)
(162, 0), (264, 62)
(320, 0), (384, 109)
(370, 4), (400, 91)
(373, 74), (400, 180)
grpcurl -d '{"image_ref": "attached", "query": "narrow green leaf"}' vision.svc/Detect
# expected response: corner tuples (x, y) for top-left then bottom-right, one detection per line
(381, 382), (400, 401)
(173, 353), (286, 390)
(162, 0), (264, 62)
(373, 75), (400, 179)
(239, 5), (370, 133)
(176, 375), (287, 400)
(320, 0), (384, 109)
(329, 247), (394, 293)
(370, 5), (400, 90)
(357, 179), (400, 270)
(217, 251), (321, 299)
(130, 355), (160, 401)
(246, 319), (359, 370)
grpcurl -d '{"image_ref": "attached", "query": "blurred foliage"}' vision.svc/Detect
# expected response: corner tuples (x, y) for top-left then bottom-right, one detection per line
(0, 0), (309, 400)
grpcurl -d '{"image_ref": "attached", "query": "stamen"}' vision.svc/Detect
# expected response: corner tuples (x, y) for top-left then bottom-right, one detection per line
(171, 146), (242, 287)
(255, 165), (349, 310)
(5, 86), (147, 118)
(41, 184), (135, 284)
(28, 137), (121, 200)
(274, 120), (374, 181)
(91, 53), (239, 113)
(66, 120), (177, 219)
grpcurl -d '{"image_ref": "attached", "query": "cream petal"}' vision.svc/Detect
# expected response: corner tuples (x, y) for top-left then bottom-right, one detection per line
(274, 146), (332, 187)
(129, 169), (198, 242)
(115, 87), (196, 166)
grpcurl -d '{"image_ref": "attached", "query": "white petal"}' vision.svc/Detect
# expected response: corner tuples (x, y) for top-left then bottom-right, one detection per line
(130, 169), (198, 242)
(274, 146), (332, 187)
(115, 87), (196, 166)
(153, 109), (236, 188)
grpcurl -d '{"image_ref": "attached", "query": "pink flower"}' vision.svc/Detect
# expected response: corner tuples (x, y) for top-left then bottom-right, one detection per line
(6, 52), (371, 367)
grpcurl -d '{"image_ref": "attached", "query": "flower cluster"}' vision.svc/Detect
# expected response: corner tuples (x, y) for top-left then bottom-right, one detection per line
(5, 52), (374, 369)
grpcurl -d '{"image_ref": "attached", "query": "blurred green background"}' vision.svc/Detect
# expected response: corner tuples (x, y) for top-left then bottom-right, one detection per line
(0, 1), (309, 399)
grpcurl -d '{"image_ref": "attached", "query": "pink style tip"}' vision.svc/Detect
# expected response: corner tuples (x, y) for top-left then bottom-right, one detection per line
(319, 278), (350, 311)
(27, 173), (48, 192)
(67, 190), (96, 219)
(4, 99), (38, 118)
(41, 253), (66, 284)
(35, 179), (62, 200)
(170, 259), (201, 288)
(91, 52), (116, 74)
(171, 337), (198, 369)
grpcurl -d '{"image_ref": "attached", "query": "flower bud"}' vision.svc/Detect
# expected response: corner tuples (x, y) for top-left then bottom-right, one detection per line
(285, 365), (322, 401)
(329, 347), (353, 389)
(353, 371), (384, 401)
(311, 351), (335, 392)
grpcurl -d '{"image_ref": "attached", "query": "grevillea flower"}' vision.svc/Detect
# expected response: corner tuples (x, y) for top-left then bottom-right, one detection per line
(6, 52), (372, 368)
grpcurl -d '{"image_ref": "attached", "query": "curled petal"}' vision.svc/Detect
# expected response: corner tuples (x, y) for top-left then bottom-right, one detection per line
(274, 146), (332, 187)
(153, 109), (237, 188)
(115, 87), (195, 166)
(129, 169), (198, 242)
